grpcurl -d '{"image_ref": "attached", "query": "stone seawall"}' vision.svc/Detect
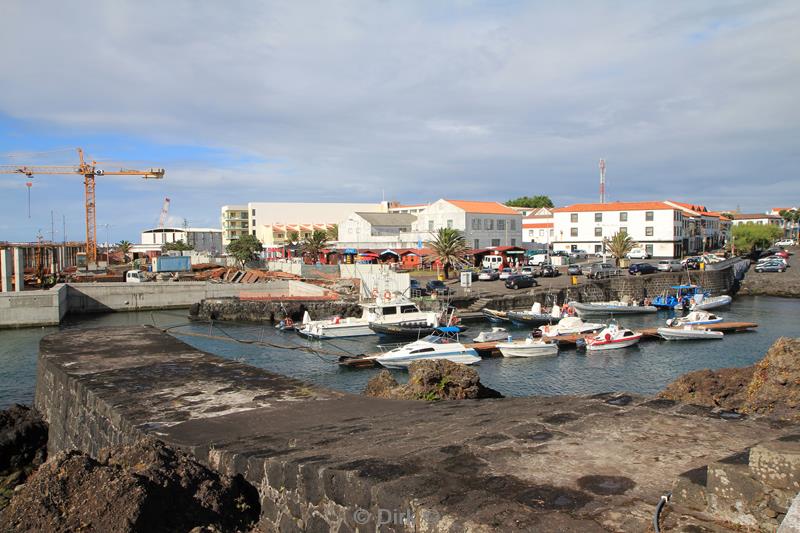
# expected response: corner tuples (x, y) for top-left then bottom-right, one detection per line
(34, 326), (799, 531)
(192, 297), (362, 323)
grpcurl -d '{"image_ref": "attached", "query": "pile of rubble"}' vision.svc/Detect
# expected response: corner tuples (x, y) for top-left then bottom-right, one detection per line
(193, 268), (299, 283)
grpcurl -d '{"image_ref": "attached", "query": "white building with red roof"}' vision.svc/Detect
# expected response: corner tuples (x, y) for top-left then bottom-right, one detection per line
(520, 207), (554, 246)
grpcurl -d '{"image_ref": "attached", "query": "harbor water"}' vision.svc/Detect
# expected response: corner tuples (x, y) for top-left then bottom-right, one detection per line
(1, 295), (798, 408)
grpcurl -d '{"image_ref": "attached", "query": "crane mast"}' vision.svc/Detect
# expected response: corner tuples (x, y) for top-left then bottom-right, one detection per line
(158, 198), (171, 229)
(0, 147), (165, 266)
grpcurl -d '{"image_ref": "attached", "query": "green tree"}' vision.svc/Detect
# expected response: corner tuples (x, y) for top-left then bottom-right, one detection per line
(779, 209), (799, 239)
(226, 235), (263, 267)
(288, 231), (299, 243)
(116, 240), (133, 262)
(505, 195), (554, 209)
(301, 230), (329, 263)
(161, 240), (194, 253)
(430, 227), (468, 279)
(603, 230), (637, 266)
(731, 223), (782, 254)
(326, 224), (339, 241)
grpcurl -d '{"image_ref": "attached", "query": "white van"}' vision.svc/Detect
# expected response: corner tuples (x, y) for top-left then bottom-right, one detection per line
(527, 253), (550, 266)
(626, 248), (649, 260)
(481, 255), (505, 270)
(125, 270), (146, 283)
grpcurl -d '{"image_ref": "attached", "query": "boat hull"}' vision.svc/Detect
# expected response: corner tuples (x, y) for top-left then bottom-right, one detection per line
(369, 323), (467, 339)
(571, 302), (657, 316)
(297, 322), (374, 339)
(506, 312), (557, 327)
(472, 331), (509, 343)
(496, 342), (558, 358)
(481, 309), (508, 323)
(691, 295), (732, 311)
(585, 336), (641, 351)
(657, 328), (724, 340)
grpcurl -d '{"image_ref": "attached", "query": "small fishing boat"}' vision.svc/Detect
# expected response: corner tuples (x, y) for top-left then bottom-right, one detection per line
(472, 327), (509, 343)
(275, 317), (296, 331)
(665, 310), (723, 327)
(298, 297), (436, 339)
(571, 301), (657, 316)
(368, 327), (481, 369)
(538, 316), (606, 337)
(496, 336), (559, 358)
(369, 322), (468, 339)
(585, 323), (642, 351)
(506, 302), (558, 327)
(690, 294), (732, 311)
(657, 325), (724, 341)
(652, 285), (704, 310)
(481, 308), (509, 323)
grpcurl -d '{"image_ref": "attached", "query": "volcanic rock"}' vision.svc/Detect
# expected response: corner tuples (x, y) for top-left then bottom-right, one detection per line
(364, 359), (503, 400)
(0, 405), (47, 510)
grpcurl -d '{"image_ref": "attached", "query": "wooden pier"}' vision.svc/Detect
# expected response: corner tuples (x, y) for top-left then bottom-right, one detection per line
(337, 321), (758, 367)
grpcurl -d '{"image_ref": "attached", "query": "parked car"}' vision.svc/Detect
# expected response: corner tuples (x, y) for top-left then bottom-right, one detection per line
(626, 248), (650, 260)
(538, 265), (560, 277)
(657, 260), (683, 272)
(567, 264), (583, 276)
(426, 279), (451, 295)
(520, 265), (535, 275)
(755, 262), (786, 273)
(774, 250), (790, 259)
(478, 269), (500, 281)
(757, 256), (787, 267)
(505, 274), (538, 290)
(409, 279), (429, 297)
(587, 263), (620, 279)
(681, 256), (702, 270)
(775, 239), (796, 247)
(628, 263), (658, 275)
(569, 250), (589, 260)
(551, 250), (570, 258)
(498, 267), (514, 280)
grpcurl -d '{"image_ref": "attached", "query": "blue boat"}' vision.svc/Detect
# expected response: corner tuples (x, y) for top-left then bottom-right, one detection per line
(652, 285), (707, 310)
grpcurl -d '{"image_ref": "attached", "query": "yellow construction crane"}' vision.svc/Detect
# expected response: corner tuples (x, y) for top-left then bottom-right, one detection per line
(0, 148), (165, 265)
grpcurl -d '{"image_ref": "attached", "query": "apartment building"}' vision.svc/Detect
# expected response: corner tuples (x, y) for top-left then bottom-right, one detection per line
(520, 207), (554, 246)
(731, 213), (785, 227)
(221, 202), (388, 246)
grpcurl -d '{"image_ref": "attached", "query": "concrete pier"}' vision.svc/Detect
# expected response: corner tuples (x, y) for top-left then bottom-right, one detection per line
(13, 248), (23, 292)
(35, 326), (800, 531)
(0, 248), (11, 292)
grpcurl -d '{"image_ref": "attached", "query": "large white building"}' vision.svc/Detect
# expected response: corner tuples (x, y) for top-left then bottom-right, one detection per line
(521, 207), (554, 247)
(730, 213), (784, 227)
(221, 202), (389, 246)
(133, 227), (223, 254)
(337, 199), (523, 250)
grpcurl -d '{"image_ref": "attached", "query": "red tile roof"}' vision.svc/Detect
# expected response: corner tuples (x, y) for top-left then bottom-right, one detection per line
(731, 213), (782, 220)
(444, 200), (518, 215)
(553, 201), (673, 213)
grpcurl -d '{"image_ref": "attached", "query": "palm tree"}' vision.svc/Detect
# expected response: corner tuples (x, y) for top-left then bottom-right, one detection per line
(116, 240), (133, 263)
(429, 227), (468, 279)
(603, 230), (637, 266)
(301, 230), (329, 263)
(326, 224), (339, 241)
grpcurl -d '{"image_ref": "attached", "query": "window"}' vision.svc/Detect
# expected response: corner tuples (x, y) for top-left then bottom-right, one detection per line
(645, 226), (654, 236)
(594, 227), (602, 237)
(252, 230), (256, 235)
(645, 211), (654, 221)
(570, 227), (578, 237)
(252, 209), (256, 216)
(447, 219), (453, 229)
(528, 230), (534, 237)
(252, 219), (256, 227)
(510, 238), (516, 245)
(471, 218), (480, 230)
(620, 212), (628, 222)
(497, 220), (505, 230)
(491, 239), (500, 246)
(570, 213), (578, 223)
(382, 307), (397, 315)
(620, 227), (627, 234)
(539, 229), (545, 236)
(549, 229), (554, 237)
(474, 239), (480, 249)
(509, 220), (516, 230)
(645, 244), (654, 256)
(595, 213), (602, 222)
(485, 219), (494, 230)
(400, 305), (417, 313)
(595, 244), (602, 253)
(428, 220), (434, 231)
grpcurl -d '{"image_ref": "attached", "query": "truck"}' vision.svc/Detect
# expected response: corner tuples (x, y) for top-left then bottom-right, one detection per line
(125, 270), (147, 283)
(152, 255), (191, 273)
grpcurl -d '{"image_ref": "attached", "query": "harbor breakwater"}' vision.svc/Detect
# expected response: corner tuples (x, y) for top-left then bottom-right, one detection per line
(28, 325), (800, 531)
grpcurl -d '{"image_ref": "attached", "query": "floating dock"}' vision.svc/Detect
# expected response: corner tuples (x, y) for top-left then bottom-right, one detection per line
(338, 321), (758, 368)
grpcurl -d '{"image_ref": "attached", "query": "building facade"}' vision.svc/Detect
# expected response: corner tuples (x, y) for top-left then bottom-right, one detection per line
(521, 207), (554, 247)
(730, 213), (784, 227)
(337, 212), (418, 249)
(413, 200), (523, 250)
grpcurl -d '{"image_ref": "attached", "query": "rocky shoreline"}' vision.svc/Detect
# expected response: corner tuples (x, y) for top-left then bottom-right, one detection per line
(738, 247), (800, 298)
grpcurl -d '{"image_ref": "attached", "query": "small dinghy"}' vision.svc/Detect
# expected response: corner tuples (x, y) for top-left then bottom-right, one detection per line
(657, 325), (724, 341)
(275, 317), (295, 331)
(506, 302), (558, 327)
(481, 308), (509, 323)
(666, 310), (723, 327)
(570, 300), (657, 316)
(472, 327), (509, 343)
(690, 294), (732, 311)
(496, 335), (559, 358)
(585, 322), (642, 351)
(538, 316), (606, 337)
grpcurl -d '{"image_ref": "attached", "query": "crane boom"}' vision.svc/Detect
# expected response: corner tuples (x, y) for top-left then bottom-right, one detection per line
(0, 148), (165, 265)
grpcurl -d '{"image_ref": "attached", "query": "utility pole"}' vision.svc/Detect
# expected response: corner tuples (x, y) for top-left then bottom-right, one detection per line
(51, 210), (55, 242)
(599, 159), (607, 204)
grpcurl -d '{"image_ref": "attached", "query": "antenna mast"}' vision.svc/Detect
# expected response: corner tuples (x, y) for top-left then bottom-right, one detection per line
(599, 159), (606, 203)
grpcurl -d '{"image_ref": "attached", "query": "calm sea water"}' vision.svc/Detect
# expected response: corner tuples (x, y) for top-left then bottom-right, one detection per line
(1, 296), (797, 408)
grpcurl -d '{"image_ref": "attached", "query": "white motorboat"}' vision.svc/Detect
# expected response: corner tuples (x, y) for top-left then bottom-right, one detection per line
(369, 327), (481, 369)
(657, 326), (724, 341)
(570, 301), (657, 316)
(472, 327), (509, 343)
(496, 336), (559, 358)
(538, 316), (606, 337)
(297, 297), (438, 339)
(665, 311), (723, 327)
(585, 323), (642, 351)
(690, 294), (732, 311)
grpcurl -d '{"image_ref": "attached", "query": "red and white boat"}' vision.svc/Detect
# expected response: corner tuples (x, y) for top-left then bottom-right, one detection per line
(585, 323), (642, 351)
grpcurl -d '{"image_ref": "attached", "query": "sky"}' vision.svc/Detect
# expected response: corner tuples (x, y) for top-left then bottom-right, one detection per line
(1, 1), (798, 243)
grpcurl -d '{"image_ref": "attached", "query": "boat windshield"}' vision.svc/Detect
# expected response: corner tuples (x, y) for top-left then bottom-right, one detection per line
(421, 335), (452, 344)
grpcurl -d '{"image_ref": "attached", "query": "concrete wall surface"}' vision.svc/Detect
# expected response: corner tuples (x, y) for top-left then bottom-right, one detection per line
(0, 285), (66, 328)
